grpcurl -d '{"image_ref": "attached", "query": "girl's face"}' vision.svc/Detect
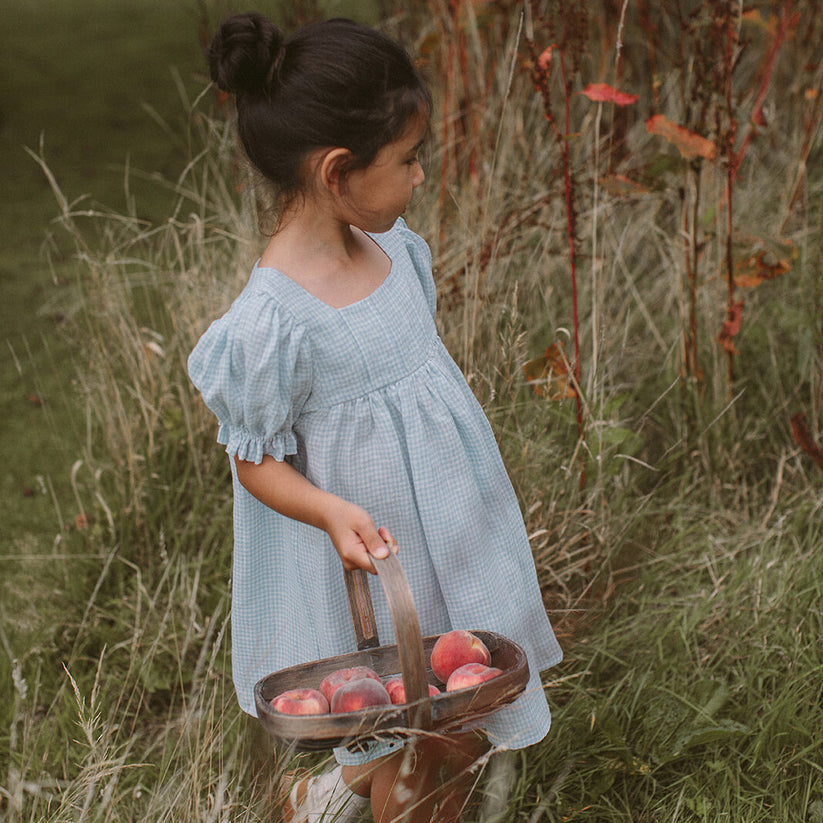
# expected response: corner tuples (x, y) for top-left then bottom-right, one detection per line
(339, 113), (427, 234)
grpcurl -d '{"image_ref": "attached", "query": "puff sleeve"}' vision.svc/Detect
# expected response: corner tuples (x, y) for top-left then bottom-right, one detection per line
(187, 293), (312, 465)
(397, 218), (436, 319)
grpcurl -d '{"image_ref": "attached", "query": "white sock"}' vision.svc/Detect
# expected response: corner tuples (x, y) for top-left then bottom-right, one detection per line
(290, 764), (369, 822)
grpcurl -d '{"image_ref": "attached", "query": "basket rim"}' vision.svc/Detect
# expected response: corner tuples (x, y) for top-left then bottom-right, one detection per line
(254, 628), (530, 751)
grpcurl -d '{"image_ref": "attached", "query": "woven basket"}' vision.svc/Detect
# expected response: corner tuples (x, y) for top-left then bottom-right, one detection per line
(254, 551), (529, 751)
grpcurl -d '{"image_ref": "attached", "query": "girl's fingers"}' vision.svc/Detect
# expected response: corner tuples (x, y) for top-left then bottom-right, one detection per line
(332, 511), (397, 572)
(365, 526), (399, 561)
(365, 532), (389, 559)
(377, 526), (399, 554)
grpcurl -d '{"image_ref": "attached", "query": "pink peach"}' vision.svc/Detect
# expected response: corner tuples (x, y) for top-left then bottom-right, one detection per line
(319, 666), (382, 705)
(430, 630), (491, 683)
(446, 663), (503, 692)
(269, 687), (330, 715)
(330, 678), (392, 713)
(384, 676), (441, 705)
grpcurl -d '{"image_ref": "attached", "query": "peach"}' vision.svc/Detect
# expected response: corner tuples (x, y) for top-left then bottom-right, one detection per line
(430, 630), (491, 683)
(269, 687), (330, 715)
(330, 677), (392, 713)
(445, 663), (503, 692)
(319, 666), (382, 705)
(384, 676), (441, 705)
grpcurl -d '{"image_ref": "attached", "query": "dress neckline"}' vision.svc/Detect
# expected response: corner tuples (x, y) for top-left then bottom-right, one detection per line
(254, 229), (394, 311)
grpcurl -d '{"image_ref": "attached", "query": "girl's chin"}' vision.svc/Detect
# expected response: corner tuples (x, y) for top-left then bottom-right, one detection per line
(356, 216), (401, 234)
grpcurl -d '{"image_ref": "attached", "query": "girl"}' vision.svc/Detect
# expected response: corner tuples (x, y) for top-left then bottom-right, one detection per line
(189, 12), (562, 822)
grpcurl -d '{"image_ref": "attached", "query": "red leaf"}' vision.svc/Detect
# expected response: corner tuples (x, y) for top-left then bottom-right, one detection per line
(733, 236), (795, 287)
(523, 342), (577, 400)
(532, 46), (554, 93)
(718, 300), (744, 354)
(734, 251), (791, 288)
(537, 46), (553, 74)
(742, 9), (777, 34)
(790, 413), (823, 470)
(646, 114), (717, 160)
(743, 8), (801, 36)
(581, 83), (639, 106)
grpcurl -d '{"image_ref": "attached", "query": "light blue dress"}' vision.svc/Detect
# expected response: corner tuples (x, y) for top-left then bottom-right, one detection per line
(188, 218), (562, 753)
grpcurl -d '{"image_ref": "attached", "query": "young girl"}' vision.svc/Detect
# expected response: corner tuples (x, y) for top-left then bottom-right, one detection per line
(189, 12), (562, 822)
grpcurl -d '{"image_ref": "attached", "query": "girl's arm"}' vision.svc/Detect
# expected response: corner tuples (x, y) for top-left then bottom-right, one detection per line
(234, 455), (393, 573)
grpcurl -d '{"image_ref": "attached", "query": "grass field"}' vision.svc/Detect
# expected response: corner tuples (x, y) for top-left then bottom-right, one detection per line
(2, 1), (822, 821)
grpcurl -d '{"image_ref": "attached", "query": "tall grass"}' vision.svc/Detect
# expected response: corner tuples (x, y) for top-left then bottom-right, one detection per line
(2, 0), (821, 820)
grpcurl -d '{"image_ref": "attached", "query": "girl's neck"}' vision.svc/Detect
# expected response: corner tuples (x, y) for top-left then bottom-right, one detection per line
(272, 203), (358, 256)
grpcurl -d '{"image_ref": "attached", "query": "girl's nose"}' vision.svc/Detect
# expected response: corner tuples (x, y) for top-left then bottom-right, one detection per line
(413, 162), (425, 187)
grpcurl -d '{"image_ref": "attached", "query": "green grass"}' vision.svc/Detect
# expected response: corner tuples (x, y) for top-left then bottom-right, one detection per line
(2, 0), (822, 821)
(0, 0), (209, 554)
(534, 504), (823, 821)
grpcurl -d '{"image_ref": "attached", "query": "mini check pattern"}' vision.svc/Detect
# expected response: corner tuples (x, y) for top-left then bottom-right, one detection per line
(188, 219), (562, 756)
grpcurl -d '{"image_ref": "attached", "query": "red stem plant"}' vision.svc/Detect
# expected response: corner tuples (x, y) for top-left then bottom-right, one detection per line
(721, 0), (795, 394)
(524, 3), (646, 491)
(641, 0), (796, 399)
(525, 1), (589, 478)
(426, 0), (815, 476)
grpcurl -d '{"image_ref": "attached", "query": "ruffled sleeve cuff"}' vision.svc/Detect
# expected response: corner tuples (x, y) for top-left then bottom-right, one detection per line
(218, 422), (298, 465)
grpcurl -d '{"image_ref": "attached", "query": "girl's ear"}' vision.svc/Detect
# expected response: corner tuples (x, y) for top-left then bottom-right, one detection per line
(318, 147), (355, 195)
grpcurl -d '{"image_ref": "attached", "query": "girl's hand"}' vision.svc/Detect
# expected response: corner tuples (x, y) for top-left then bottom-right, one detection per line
(233, 455), (397, 573)
(324, 500), (398, 573)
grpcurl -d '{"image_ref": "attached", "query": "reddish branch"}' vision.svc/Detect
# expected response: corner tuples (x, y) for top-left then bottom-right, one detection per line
(529, 44), (583, 440)
(723, 7), (738, 390)
(720, 0), (793, 391)
(790, 413), (823, 470)
(730, 0), (795, 182)
(558, 53), (582, 431)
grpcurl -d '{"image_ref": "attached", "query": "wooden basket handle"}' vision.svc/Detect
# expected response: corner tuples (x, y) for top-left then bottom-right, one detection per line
(344, 568), (380, 651)
(344, 552), (433, 731)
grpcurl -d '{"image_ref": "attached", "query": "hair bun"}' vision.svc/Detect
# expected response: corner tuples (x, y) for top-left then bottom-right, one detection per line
(208, 12), (283, 95)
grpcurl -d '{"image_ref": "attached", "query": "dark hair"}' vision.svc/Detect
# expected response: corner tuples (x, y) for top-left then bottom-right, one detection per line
(208, 13), (430, 209)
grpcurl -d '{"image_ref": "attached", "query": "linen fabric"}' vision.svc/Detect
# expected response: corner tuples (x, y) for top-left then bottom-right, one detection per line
(188, 218), (562, 752)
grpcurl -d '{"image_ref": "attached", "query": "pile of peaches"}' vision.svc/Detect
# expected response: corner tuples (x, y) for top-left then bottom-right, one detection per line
(270, 629), (502, 715)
